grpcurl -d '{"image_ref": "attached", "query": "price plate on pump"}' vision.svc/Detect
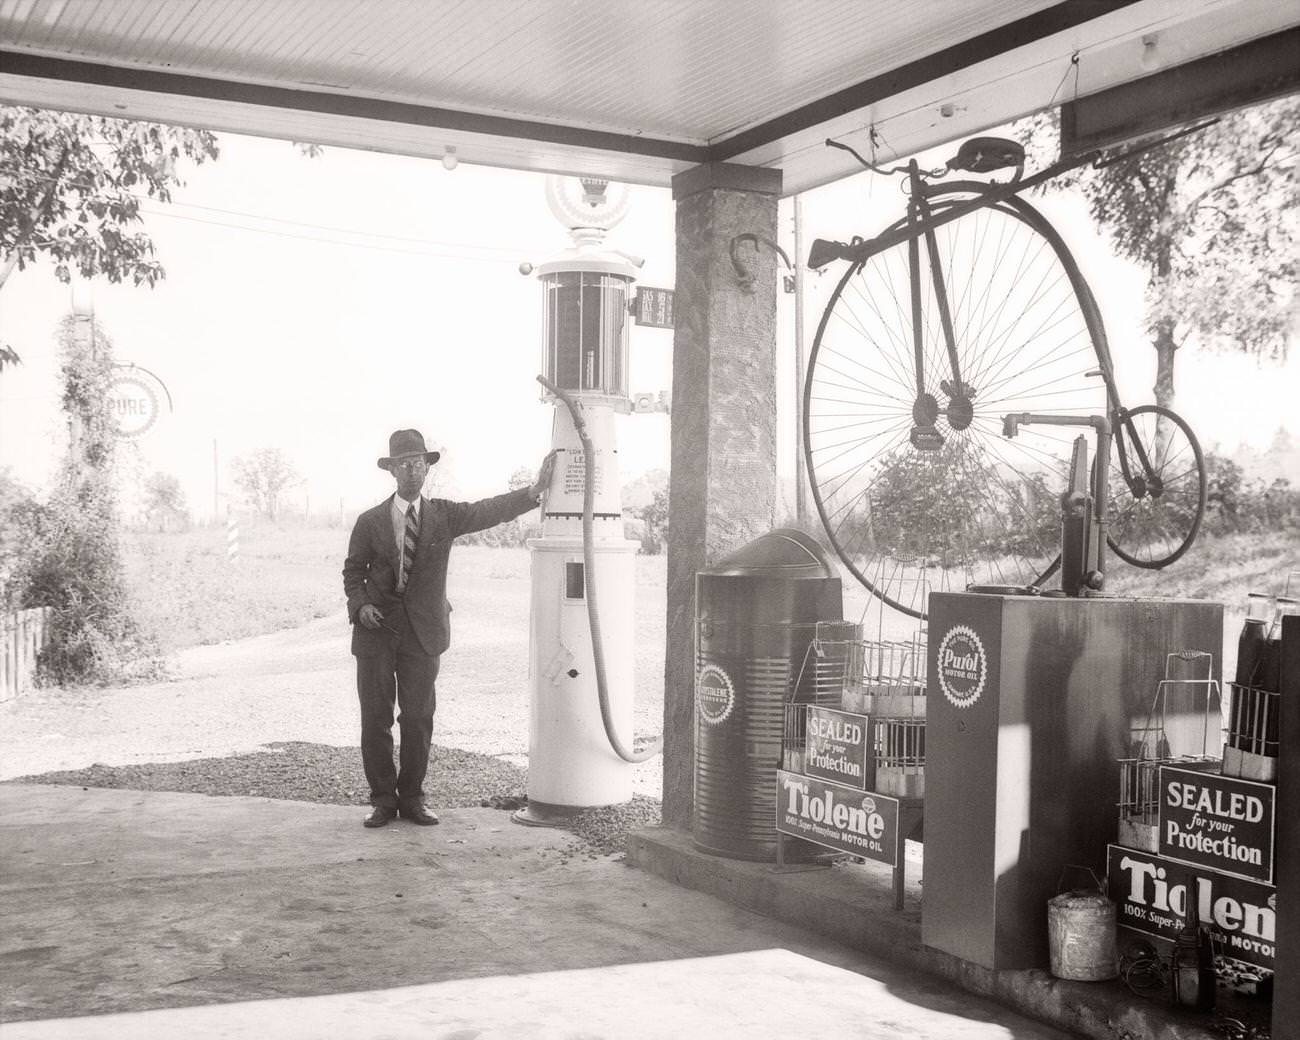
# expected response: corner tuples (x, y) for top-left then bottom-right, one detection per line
(633, 287), (675, 328)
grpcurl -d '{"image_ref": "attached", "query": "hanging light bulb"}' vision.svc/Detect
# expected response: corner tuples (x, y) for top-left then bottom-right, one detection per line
(441, 145), (459, 171)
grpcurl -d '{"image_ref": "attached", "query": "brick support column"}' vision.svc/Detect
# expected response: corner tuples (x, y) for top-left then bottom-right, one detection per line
(662, 162), (782, 830)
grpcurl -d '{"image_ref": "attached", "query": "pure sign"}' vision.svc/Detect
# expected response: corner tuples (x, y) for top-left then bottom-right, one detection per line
(775, 769), (899, 866)
(804, 705), (870, 789)
(1108, 844), (1276, 970)
(105, 374), (159, 438)
(1159, 766), (1275, 883)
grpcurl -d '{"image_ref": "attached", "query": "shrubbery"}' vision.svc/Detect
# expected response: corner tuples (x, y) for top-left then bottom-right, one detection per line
(1, 316), (160, 686)
(1202, 451), (1300, 536)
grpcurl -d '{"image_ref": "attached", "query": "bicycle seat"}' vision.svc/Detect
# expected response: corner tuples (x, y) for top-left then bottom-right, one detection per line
(948, 137), (1025, 174)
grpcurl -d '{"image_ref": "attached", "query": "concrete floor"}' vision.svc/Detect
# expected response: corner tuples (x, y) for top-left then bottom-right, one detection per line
(0, 784), (1075, 1039)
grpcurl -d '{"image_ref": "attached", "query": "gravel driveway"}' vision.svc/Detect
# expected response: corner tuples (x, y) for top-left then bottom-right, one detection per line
(0, 607), (665, 801)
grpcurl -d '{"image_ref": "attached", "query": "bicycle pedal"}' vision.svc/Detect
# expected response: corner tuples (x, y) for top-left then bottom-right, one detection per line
(909, 426), (944, 451)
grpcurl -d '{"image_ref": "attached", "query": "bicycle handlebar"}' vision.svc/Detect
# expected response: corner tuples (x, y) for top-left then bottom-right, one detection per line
(808, 159), (1077, 269)
(810, 121), (1216, 270)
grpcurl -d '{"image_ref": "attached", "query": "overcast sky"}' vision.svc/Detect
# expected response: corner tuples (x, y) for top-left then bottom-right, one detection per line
(1, 128), (1295, 522)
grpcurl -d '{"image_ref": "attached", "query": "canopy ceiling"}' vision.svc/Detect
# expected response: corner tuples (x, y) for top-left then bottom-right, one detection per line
(0, 0), (1295, 195)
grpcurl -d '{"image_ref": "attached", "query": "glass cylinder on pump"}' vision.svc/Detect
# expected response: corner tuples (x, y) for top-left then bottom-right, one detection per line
(540, 267), (630, 400)
(534, 255), (635, 537)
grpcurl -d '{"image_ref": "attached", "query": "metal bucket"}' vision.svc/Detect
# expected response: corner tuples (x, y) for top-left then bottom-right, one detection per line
(1047, 891), (1118, 981)
(693, 529), (843, 861)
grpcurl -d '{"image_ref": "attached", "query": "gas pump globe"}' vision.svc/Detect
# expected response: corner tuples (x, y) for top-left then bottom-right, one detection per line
(515, 175), (643, 826)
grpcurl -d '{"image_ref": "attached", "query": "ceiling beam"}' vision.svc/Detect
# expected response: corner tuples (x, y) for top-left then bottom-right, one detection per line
(2, 1), (1146, 175)
(1060, 26), (1300, 155)
(707, 0), (1145, 160)
(0, 49), (709, 165)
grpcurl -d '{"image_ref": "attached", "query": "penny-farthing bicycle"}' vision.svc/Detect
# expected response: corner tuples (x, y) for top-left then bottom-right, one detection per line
(803, 135), (1207, 620)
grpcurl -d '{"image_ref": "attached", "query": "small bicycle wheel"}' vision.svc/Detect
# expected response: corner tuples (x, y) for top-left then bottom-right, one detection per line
(804, 186), (1111, 618)
(1106, 405), (1206, 568)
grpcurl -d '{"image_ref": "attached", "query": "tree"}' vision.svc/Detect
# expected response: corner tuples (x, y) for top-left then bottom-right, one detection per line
(1017, 96), (1298, 411)
(0, 107), (215, 683)
(1, 106), (219, 292)
(7, 314), (158, 684)
(142, 471), (190, 532)
(232, 448), (302, 521)
(638, 487), (670, 554)
(860, 442), (1061, 565)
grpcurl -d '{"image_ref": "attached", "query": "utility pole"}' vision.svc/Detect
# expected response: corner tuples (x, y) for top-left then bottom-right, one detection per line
(792, 194), (808, 526)
(212, 438), (219, 524)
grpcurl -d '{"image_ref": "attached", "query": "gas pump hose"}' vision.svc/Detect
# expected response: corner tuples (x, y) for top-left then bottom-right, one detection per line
(537, 374), (663, 764)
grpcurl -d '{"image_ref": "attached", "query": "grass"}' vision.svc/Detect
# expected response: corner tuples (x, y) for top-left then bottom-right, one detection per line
(120, 519), (1295, 680)
(123, 520), (344, 653)
(121, 519), (666, 654)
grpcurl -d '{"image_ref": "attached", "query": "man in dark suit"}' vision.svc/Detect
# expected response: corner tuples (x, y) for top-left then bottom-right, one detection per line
(343, 429), (556, 828)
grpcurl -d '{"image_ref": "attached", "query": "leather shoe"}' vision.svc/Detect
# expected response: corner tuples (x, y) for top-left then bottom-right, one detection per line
(363, 805), (397, 828)
(399, 803), (439, 826)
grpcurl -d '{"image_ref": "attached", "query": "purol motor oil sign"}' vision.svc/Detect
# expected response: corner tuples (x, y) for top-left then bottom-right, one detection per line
(936, 624), (987, 708)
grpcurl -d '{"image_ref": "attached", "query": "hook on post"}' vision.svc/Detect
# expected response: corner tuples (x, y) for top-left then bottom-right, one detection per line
(729, 232), (792, 289)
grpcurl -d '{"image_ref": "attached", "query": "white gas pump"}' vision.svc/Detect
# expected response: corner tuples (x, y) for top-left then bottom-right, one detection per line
(513, 176), (660, 827)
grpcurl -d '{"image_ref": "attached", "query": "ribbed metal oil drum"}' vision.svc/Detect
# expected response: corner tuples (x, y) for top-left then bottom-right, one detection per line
(693, 528), (845, 861)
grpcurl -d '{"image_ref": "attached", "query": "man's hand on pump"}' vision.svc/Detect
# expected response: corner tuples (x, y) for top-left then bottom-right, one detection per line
(530, 449), (558, 501)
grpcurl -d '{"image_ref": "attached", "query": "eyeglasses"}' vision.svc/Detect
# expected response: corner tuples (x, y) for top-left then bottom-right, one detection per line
(391, 459), (427, 472)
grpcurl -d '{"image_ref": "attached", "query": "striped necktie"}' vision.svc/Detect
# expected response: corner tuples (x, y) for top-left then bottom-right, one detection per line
(399, 501), (419, 591)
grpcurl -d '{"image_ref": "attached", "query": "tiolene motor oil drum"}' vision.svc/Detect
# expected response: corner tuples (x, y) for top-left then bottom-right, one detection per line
(693, 528), (846, 861)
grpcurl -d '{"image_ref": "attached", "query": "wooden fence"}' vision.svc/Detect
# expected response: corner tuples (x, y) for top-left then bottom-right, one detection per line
(1, 606), (53, 702)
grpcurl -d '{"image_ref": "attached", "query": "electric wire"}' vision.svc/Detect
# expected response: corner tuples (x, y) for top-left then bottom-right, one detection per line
(0, 159), (548, 263)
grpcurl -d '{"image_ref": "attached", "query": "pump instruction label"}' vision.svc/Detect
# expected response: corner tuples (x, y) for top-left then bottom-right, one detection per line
(561, 451), (605, 495)
(775, 770), (898, 866)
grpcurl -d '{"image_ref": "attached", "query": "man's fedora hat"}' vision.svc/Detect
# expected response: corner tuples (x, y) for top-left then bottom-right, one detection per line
(378, 429), (441, 469)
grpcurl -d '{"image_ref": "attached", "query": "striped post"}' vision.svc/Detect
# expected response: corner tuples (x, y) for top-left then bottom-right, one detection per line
(226, 509), (240, 563)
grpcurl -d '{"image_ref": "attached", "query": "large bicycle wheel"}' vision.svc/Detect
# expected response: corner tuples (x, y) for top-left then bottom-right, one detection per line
(804, 186), (1111, 618)
(1106, 404), (1207, 568)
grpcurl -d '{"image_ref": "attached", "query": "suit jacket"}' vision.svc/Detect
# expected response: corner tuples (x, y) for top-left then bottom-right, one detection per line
(343, 486), (537, 657)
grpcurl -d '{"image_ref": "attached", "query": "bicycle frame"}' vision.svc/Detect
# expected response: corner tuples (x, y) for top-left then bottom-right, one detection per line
(907, 162), (968, 428)
(1111, 405), (1166, 504)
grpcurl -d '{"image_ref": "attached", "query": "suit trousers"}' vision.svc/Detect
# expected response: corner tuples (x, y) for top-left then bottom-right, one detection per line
(355, 609), (440, 809)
